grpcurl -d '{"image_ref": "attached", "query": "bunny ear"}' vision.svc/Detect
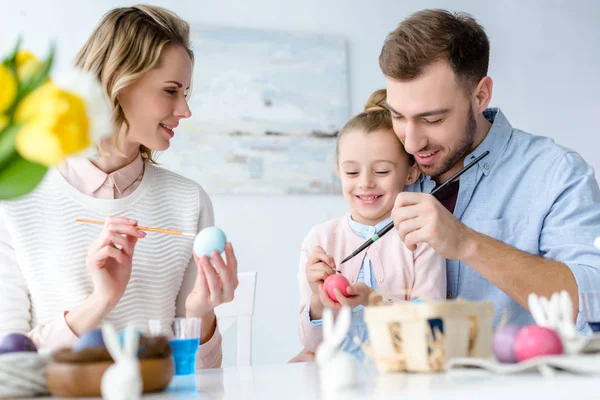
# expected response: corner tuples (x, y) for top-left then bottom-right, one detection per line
(558, 290), (577, 337)
(123, 324), (139, 358)
(528, 293), (547, 327)
(315, 308), (337, 366)
(540, 296), (556, 328)
(332, 307), (351, 340)
(322, 308), (333, 340)
(102, 324), (123, 362)
(324, 307), (351, 348)
(559, 290), (574, 323)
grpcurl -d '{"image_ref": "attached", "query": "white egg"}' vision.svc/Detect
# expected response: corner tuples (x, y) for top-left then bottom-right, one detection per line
(193, 227), (227, 257)
(594, 236), (600, 250)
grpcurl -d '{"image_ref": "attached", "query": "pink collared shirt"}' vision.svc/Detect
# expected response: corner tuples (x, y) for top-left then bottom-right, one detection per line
(58, 153), (145, 199)
(24, 154), (222, 368)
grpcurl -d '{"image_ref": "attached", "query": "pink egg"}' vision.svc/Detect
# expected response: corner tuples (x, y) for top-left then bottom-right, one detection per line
(492, 324), (521, 363)
(323, 274), (350, 302)
(513, 325), (563, 362)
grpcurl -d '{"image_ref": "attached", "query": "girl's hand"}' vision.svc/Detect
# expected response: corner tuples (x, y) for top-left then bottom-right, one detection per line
(305, 246), (336, 295)
(318, 283), (375, 310)
(337, 283), (375, 308)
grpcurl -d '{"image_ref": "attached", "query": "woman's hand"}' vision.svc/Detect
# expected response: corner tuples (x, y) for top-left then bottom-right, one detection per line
(185, 242), (239, 318)
(86, 216), (145, 308)
(67, 216), (145, 336)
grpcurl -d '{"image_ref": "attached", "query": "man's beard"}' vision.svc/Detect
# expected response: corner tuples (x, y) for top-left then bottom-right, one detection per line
(417, 105), (477, 179)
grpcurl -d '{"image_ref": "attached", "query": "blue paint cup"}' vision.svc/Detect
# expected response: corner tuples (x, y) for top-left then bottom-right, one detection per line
(149, 317), (201, 375)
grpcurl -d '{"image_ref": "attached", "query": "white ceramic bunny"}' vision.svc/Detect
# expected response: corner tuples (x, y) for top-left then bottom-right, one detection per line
(315, 307), (358, 393)
(528, 290), (585, 354)
(101, 324), (143, 400)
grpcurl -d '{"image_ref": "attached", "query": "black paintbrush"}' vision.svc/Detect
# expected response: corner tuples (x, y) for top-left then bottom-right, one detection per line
(339, 150), (490, 264)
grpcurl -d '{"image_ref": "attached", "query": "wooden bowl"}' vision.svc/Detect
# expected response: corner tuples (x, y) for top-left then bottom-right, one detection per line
(46, 356), (174, 397)
(46, 336), (174, 397)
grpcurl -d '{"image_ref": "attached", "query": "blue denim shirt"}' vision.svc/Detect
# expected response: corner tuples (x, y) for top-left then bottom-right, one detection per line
(406, 108), (600, 335)
(308, 215), (385, 360)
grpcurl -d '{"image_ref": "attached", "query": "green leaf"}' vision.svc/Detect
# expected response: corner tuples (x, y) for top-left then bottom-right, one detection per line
(0, 124), (20, 170)
(2, 38), (21, 118)
(4, 37), (21, 68)
(0, 154), (47, 200)
(17, 43), (55, 101)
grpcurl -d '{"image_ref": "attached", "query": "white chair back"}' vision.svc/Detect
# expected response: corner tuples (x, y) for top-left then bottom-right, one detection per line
(215, 271), (257, 366)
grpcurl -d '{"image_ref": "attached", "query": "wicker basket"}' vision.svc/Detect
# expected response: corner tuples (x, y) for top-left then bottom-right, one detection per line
(0, 352), (51, 398)
(363, 299), (495, 373)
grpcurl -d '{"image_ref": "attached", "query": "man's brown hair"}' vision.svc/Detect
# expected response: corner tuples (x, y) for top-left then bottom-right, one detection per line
(379, 9), (489, 93)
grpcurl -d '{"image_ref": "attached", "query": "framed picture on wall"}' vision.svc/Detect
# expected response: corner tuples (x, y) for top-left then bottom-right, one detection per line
(158, 24), (350, 195)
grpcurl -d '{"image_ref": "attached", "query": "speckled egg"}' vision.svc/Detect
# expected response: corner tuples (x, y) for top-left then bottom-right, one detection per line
(193, 227), (227, 257)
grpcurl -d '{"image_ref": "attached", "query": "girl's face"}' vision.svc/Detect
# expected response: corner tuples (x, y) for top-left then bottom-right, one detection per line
(117, 45), (193, 152)
(337, 128), (419, 226)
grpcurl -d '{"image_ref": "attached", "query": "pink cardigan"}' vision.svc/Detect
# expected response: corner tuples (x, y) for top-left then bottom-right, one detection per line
(297, 215), (447, 351)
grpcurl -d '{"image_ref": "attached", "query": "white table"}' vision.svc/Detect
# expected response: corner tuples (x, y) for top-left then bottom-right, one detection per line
(143, 362), (599, 400)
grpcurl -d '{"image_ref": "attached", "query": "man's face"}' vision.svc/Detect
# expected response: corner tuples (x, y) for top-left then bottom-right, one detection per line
(385, 60), (477, 180)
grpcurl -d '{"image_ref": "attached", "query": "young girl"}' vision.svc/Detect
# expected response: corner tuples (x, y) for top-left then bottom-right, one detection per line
(295, 89), (446, 361)
(0, 5), (237, 369)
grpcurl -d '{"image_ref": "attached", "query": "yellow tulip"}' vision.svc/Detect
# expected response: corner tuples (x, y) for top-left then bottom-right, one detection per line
(15, 50), (44, 82)
(15, 82), (90, 166)
(0, 65), (17, 113)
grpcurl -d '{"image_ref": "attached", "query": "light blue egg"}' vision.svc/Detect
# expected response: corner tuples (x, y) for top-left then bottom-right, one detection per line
(119, 329), (142, 345)
(73, 328), (105, 352)
(193, 227), (227, 257)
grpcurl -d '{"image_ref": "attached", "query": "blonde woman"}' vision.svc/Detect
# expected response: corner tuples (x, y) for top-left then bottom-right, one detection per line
(0, 5), (237, 369)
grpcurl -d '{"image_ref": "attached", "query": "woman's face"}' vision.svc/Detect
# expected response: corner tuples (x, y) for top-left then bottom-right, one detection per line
(117, 45), (193, 152)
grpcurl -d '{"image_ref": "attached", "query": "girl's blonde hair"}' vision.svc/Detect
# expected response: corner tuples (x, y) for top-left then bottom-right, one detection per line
(336, 89), (413, 164)
(74, 4), (193, 163)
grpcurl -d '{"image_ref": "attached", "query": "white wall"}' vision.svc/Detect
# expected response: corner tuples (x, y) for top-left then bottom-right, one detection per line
(2, 0), (599, 367)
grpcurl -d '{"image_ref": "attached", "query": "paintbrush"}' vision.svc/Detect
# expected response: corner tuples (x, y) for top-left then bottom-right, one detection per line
(300, 247), (341, 273)
(75, 218), (196, 237)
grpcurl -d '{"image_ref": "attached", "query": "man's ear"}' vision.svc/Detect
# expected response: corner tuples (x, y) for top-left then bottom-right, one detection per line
(473, 76), (493, 114)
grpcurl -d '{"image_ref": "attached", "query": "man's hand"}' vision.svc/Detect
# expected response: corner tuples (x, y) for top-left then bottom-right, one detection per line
(392, 192), (475, 259)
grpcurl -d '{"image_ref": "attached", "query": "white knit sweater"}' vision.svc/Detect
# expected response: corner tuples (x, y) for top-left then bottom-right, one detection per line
(0, 164), (222, 367)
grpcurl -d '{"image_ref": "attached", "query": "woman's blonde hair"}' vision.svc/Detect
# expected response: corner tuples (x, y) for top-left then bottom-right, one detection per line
(336, 89), (413, 164)
(74, 4), (193, 163)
